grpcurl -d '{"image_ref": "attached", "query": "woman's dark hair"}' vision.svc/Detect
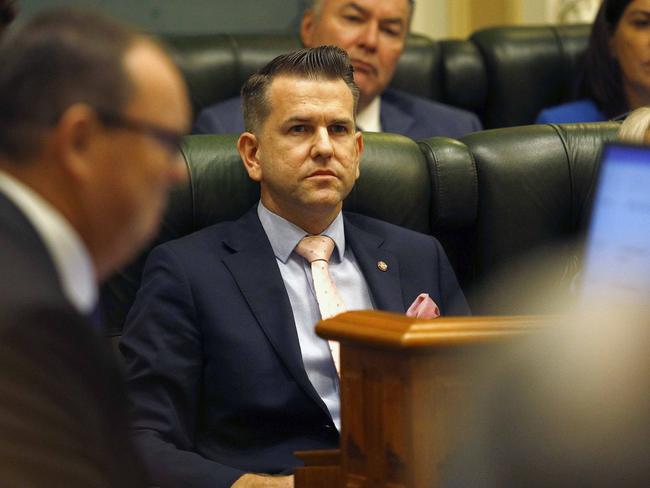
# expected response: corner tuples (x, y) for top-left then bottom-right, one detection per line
(579, 0), (633, 118)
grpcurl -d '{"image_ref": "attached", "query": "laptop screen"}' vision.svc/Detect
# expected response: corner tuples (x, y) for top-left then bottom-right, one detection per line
(580, 142), (650, 303)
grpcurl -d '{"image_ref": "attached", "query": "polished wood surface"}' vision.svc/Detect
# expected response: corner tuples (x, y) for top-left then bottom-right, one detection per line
(294, 311), (543, 488)
(294, 449), (341, 486)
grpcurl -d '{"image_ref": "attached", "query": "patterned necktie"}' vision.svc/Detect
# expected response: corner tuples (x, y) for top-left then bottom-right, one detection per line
(295, 235), (346, 373)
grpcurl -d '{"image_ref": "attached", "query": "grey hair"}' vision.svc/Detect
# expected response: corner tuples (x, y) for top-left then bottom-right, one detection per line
(310, 0), (415, 17)
(618, 107), (650, 143)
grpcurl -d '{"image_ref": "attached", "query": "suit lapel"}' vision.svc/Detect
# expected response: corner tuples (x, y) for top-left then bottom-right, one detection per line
(345, 217), (405, 313)
(380, 91), (416, 138)
(0, 191), (62, 291)
(221, 209), (331, 415)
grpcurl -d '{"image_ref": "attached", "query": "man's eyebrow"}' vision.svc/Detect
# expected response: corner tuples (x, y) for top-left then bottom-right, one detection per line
(341, 2), (368, 16)
(330, 118), (354, 126)
(282, 116), (354, 126)
(342, 2), (406, 26)
(283, 116), (312, 124)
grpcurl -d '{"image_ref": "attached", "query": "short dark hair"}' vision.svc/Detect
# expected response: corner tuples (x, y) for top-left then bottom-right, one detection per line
(578, 0), (633, 118)
(241, 45), (359, 133)
(0, 8), (140, 161)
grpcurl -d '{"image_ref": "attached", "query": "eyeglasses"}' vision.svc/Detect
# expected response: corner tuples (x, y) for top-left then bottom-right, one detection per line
(94, 108), (185, 156)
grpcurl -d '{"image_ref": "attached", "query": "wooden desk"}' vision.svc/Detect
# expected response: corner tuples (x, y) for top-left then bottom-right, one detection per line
(294, 311), (543, 488)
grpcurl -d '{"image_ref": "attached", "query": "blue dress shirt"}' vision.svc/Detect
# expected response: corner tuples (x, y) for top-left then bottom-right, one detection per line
(257, 203), (374, 430)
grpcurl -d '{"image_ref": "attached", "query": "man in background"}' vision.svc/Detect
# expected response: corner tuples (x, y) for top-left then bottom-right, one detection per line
(0, 8), (190, 486)
(194, 0), (481, 139)
(121, 45), (468, 488)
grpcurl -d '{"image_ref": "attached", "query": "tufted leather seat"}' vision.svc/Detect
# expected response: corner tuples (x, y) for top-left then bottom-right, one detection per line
(422, 121), (619, 312)
(471, 24), (591, 128)
(162, 25), (590, 130)
(102, 123), (619, 337)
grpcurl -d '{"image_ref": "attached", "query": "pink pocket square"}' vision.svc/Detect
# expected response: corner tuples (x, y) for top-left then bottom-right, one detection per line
(406, 293), (440, 319)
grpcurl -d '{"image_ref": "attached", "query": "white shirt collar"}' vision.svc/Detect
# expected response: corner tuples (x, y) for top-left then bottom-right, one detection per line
(0, 170), (97, 314)
(257, 202), (346, 264)
(356, 96), (382, 133)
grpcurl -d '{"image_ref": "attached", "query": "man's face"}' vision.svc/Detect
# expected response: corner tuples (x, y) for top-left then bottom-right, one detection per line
(86, 41), (190, 278)
(301, 0), (410, 109)
(240, 75), (362, 229)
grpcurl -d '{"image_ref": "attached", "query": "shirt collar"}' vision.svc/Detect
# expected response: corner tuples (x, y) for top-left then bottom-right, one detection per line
(0, 170), (97, 314)
(356, 96), (382, 132)
(257, 202), (346, 264)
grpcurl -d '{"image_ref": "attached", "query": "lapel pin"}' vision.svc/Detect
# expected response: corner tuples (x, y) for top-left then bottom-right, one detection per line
(377, 260), (388, 272)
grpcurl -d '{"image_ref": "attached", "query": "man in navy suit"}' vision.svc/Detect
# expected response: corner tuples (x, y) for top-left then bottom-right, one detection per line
(121, 46), (469, 488)
(193, 0), (481, 139)
(0, 8), (191, 487)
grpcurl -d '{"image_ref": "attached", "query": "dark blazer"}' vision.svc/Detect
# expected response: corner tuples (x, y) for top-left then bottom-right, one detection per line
(0, 192), (145, 487)
(120, 207), (469, 488)
(192, 88), (482, 139)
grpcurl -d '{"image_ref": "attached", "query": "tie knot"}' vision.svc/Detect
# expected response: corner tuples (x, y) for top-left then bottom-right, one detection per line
(295, 235), (336, 263)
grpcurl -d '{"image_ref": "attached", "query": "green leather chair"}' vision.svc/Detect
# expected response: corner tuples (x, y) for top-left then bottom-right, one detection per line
(422, 121), (619, 312)
(471, 24), (591, 128)
(162, 25), (591, 130)
(102, 123), (619, 337)
(163, 33), (455, 118)
(101, 133), (432, 337)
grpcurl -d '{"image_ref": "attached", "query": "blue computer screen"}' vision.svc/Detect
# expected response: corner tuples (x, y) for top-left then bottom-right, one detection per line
(581, 143), (650, 303)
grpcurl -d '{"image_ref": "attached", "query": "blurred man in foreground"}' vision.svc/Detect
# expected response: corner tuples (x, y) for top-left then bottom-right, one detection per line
(444, 304), (650, 487)
(194, 0), (481, 139)
(122, 45), (468, 488)
(0, 8), (190, 486)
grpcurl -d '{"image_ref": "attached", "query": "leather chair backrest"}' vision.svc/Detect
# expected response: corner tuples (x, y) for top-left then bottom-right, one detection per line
(164, 33), (455, 116)
(164, 34), (302, 115)
(102, 122), (618, 335)
(102, 132), (432, 336)
(162, 26), (592, 129)
(421, 122), (620, 312)
(471, 24), (590, 128)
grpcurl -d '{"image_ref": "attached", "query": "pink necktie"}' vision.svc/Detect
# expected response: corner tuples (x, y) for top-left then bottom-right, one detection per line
(295, 235), (345, 373)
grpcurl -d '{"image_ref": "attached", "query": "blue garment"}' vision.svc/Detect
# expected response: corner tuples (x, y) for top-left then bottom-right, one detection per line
(535, 99), (607, 124)
(193, 88), (482, 140)
(120, 206), (470, 488)
(257, 203), (374, 431)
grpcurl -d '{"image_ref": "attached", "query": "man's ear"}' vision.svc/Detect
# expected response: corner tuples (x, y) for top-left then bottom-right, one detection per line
(354, 130), (364, 180)
(300, 9), (316, 47)
(237, 131), (263, 182)
(52, 103), (102, 181)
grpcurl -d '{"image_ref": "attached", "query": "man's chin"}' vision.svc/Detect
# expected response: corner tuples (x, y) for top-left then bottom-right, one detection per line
(304, 192), (344, 211)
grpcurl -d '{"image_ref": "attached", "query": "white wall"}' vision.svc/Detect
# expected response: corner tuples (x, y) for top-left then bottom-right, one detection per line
(411, 0), (449, 39)
(521, 0), (599, 23)
(521, 0), (553, 23)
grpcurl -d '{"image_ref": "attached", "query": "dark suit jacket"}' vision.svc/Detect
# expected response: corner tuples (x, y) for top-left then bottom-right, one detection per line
(193, 88), (482, 139)
(120, 207), (469, 488)
(0, 192), (145, 487)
